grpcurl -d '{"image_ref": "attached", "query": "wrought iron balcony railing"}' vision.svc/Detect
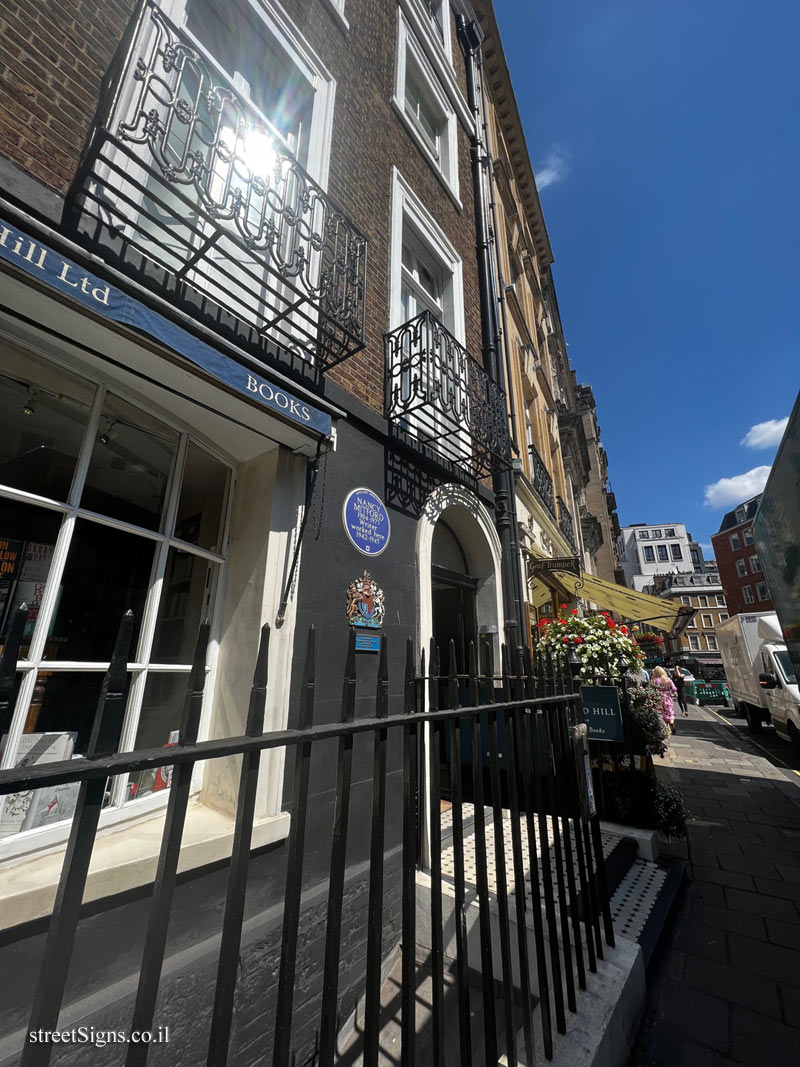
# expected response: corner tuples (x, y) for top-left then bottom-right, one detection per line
(558, 496), (577, 550)
(65, 0), (367, 371)
(384, 311), (509, 478)
(528, 443), (555, 518)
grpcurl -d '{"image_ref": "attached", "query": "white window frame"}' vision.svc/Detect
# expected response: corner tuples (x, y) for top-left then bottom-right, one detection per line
(390, 168), (464, 339)
(750, 554), (761, 573)
(680, 595), (691, 605)
(730, 534), (741, 551)
(638, 530), (650, 540)
(743, 528), (754, 545)
(742, 585), (755, 604)
(665, 528), (676, 537)
(701, 614), (713, 628)
(716, 595), (726, 606)
(0, 345), (236, 860)
(670, 544), (683, 560)
(689, 635), (701, 651)
(719, 613), (729, 622)
(643, 545), (655, 563)
(394, 11), (460, 204)
(757, 581), (769, 601)
(652, 529), (662, 538)
(320, 0), (349, 33)
(698, 596), (708, 607)
(657, 544), (669, 562)
(706, 634), (718, 651)
(736, 559), (748, 578)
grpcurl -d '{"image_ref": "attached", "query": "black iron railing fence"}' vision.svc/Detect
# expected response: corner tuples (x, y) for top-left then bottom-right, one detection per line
(528, 443), (556, 519)
(557, 496), (576, 550)
(65, 0), (367, 371)
(0, 602), (613, 1067)
(384, 310), (510, 478)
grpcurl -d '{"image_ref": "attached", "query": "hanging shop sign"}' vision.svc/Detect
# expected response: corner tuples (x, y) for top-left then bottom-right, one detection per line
(528, 555), (582, 582)
(0, 217), (332, 436)
(580, 685), (625, 743)
(342, 488), (391, 556)
(346, 570), (385, 629)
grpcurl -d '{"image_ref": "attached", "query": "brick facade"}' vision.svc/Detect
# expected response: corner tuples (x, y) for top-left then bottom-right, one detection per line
(0, 0), (482, 417)
(712, 515), (773, 617)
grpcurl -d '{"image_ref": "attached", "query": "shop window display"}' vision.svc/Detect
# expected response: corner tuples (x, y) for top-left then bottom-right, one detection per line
(0, 343), (232, 846)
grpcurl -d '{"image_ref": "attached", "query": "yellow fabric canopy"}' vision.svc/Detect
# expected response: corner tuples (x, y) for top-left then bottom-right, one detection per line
(553, 571), (686, 629)
(524, 547), (688, 631)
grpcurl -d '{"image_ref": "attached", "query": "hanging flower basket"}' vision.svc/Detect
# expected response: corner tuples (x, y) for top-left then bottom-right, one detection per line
(536, 610), (644, 680)
(634, 632), (664, 647)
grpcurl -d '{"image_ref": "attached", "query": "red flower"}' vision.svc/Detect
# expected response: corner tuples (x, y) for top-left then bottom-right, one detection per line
(620, 626), (628, 634)
(608, 620), (616, 629)
(574, 636), (583, 644)
(558, 618), (566, 625)
(563, 636), (569, 643)
(571, 609), (579, 615)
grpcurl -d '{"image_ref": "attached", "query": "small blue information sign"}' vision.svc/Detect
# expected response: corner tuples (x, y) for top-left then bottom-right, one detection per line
(342, 488), (391, 556)
(580, 685), (625, 743)
(354, 632), (382, 653)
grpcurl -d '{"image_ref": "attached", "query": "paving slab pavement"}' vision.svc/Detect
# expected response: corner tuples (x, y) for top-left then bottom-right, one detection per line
(629, 704), (800, 1066)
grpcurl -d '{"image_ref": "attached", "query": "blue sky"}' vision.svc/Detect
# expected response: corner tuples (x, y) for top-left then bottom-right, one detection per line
(494, 0), (800, 552)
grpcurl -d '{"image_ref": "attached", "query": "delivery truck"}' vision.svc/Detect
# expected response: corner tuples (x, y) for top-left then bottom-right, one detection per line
(717, 612), (800, 749)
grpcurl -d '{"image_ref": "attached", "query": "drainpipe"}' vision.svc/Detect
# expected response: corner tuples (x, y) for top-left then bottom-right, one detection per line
(457, 15), (526, 649)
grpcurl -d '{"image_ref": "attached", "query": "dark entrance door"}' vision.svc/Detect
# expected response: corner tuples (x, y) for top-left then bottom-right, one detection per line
(432, 566), (477, 674)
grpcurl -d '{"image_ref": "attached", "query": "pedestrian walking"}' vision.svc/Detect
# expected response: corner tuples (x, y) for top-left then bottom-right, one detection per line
(672, 666), (689, 717)
(651, 665), (678, 734)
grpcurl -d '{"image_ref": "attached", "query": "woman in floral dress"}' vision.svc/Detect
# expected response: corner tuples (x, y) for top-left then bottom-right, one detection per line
(651, 666), (679, 734)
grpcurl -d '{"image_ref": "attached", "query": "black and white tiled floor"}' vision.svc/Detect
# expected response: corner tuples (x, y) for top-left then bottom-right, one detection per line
(438, 802), (663, 945)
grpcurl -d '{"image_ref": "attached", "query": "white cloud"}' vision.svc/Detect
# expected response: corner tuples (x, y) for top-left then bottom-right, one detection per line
(741, 417), (789, 449)
(536, 145), (569, 190)
(704, 466), (771, 508)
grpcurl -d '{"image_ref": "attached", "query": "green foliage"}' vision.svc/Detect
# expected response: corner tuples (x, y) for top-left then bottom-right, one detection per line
(628, 684), (670, 757)
(653, 780), (688, 839)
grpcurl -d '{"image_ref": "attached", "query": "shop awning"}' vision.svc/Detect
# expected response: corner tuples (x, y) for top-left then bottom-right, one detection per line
(526, 548), (693, 635)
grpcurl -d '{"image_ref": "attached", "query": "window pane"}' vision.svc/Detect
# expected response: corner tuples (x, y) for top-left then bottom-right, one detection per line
(0, 671), (121, 837)
(175, 443), (229, 551)
(127, 672), (192, 801)
(0, 499), (61, 658)
(46, 519), (155, 660)
(151, 549), (218, 663)
(81, 394), (178, 531)
(0, 347), (94, 502)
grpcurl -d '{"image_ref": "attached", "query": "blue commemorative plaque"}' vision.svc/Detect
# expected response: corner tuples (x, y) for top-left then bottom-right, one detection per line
(342, 488), (391, 557)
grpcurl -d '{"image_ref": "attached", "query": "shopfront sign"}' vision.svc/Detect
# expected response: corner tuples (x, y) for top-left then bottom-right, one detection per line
(580, 685), (625, 743)
(342, 488), (391, 556)
(0, 217), (332, 437)
(528, 555), (582, 580)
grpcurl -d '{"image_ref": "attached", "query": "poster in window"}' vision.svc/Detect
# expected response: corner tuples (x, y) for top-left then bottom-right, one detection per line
(0, 731), (78, 837)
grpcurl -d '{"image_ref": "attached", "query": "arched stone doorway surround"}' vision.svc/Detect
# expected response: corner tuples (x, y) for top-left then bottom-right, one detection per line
(416, 482), (504, 675)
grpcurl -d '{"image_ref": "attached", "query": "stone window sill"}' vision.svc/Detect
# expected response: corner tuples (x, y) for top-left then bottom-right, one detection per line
(0, 800), (289, 931)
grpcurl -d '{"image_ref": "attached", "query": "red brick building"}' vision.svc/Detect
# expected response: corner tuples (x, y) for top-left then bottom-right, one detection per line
(711, 495), (773, 616)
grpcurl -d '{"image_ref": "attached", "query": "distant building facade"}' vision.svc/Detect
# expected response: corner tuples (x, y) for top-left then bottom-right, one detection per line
(617, 523), (695, 591)
(574, 385), (621, 585)
(711, 496), (773, 616)
(652, 571), (728, 666)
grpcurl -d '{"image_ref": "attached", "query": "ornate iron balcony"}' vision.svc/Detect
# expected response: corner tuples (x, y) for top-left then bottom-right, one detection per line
(384, 311), (509, 478)
(528, 443), (555, 518)
(558, 496), (577, 550)
(65, 0), (367, 371)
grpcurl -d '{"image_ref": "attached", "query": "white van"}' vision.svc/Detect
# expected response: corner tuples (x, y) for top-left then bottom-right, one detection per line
(717, 613), (800, 748)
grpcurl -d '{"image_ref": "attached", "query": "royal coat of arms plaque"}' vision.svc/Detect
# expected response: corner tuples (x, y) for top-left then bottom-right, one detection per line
(345, 570), (385, 628)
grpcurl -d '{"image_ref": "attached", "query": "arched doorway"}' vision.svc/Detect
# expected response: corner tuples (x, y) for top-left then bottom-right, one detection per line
(416, 483), (504, 677)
